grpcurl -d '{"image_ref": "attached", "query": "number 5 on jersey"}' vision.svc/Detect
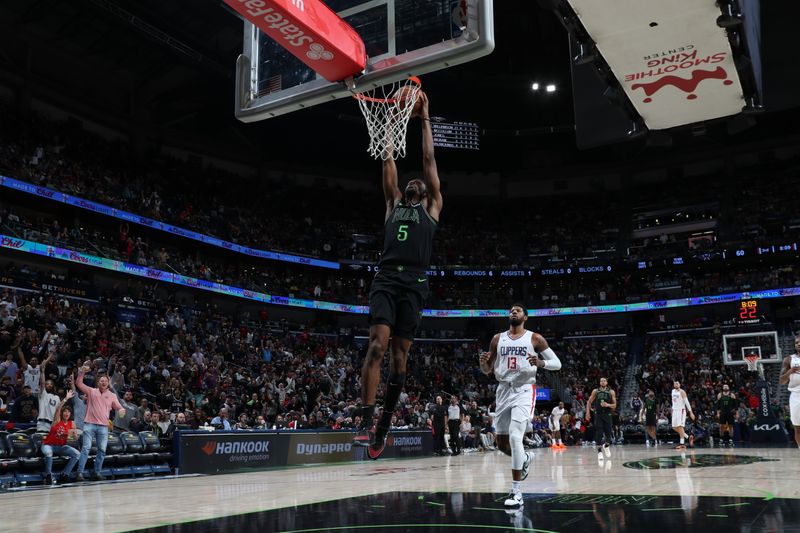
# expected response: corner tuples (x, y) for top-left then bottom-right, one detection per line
(397, 224), (408, 241)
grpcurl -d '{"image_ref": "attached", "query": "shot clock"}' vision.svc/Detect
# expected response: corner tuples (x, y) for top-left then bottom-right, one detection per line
(737, 300), (760, 324)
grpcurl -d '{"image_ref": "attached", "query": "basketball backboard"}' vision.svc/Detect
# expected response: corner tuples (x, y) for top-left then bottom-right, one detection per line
(234, 0), (494, 121)
(722, 331), (781, 366)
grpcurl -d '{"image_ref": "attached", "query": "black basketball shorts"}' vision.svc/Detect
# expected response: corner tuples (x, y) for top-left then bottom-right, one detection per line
(719, 411), (735, 425)
(369, 270), (429, 340)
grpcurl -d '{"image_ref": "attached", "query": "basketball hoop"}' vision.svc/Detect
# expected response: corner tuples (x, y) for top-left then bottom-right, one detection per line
(743, 353), (761, 372)
(354, 76), (422, 160)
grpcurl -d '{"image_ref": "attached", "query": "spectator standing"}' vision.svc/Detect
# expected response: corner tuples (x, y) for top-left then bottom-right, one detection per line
(17, 341), (41, 395)
(41, 390), (80, 484)
(69, 375), (87, 437)
(75, 363), (125, 481)
(113, 389), (138, 432)
(36, 354), (61, 433)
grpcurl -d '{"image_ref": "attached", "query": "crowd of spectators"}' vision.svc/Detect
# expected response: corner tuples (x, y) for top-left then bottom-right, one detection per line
(1, 103), (798, 470)
(0, 274), (509, 455)
(3, 102), (799, 274)
(3, 196), (798, 310)
(1, 256), (794, 476)
(0, 199), (371, 305)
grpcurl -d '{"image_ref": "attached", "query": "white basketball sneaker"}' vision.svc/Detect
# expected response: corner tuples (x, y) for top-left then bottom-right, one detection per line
(504, 491), (524, 507)
(520, 452), (532, 481)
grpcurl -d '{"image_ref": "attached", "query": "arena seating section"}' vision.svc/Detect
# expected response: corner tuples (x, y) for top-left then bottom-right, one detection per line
(0, 104), (797, 486)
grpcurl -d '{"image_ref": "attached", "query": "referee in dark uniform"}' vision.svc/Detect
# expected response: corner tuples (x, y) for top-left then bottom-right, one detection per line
(430, 395), (448, 455)
(352, 92), (443, 460)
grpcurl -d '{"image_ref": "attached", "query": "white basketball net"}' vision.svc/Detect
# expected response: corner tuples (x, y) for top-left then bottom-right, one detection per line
(355, 77), (421, 161)
(743, 353), (761, 372)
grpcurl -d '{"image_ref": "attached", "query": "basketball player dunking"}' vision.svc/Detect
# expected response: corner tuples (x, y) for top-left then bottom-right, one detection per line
(352, 92), (442, 459)
(671, 381), (695, 450)
(716, 384), (736, 447)
(587, 378), (616, 461)
(778, 335), (800, 450)
(479, 304), (562, 508)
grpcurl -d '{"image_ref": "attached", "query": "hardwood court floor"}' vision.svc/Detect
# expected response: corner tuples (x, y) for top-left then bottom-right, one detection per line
(3, 445), (799, 532)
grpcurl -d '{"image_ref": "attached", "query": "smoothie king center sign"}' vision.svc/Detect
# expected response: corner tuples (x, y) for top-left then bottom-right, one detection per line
(620, 42), (743, 129)
(567, 0), (744, 129)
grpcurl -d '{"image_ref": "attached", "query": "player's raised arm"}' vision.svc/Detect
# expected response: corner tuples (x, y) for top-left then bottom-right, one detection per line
(479, 334), (500, 375)
(418, 92), (442, 221)
(382, 155), (402, 222)
(529, 333), (561, 371)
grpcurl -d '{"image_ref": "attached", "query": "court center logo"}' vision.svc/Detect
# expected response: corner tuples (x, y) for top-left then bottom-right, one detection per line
(624, 454), (778, 470)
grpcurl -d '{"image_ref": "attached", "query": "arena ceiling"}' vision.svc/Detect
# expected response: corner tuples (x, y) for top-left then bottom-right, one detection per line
(0, 0), (798, 175)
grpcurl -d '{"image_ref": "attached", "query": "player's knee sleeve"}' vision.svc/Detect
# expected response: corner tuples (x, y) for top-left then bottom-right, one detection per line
(509, 418), (527, 470)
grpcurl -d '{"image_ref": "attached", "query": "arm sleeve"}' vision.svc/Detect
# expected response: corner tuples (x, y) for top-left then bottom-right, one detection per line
(684, 394), (692, 412)
(539, 348), (562, 371)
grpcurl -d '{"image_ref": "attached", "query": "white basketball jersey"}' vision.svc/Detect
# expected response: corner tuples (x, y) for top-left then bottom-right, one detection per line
(494, 330), (536, 384)
(671, 389), (683, 410)
(789, 355), (800, 393)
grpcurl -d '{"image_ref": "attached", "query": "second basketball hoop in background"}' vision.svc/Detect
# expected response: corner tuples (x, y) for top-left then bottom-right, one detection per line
(354, 76), (422, 161)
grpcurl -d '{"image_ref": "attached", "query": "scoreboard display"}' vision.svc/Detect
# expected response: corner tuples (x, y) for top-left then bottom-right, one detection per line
(431, 119), (480, 150)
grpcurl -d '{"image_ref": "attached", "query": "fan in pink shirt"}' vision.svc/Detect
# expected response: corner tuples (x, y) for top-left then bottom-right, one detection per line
(75, 363), (125, 482)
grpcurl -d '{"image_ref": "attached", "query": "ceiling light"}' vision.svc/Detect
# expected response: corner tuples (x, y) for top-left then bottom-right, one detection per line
(546, 84), (556, 93)
(531, 83), (540, 91)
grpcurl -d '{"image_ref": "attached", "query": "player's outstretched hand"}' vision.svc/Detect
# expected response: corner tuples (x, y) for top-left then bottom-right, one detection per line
(479, 351), (490, 365)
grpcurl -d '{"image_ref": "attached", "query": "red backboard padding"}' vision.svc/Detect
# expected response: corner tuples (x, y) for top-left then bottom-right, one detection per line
(225, 0), (366, 82)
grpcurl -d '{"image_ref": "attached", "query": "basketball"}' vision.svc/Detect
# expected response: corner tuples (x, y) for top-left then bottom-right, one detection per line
(394, 86), (423, 116)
